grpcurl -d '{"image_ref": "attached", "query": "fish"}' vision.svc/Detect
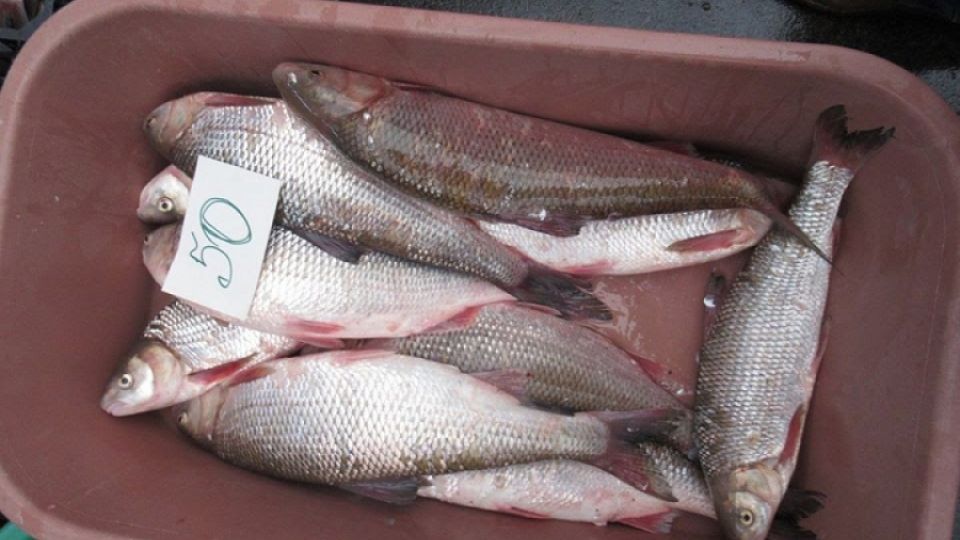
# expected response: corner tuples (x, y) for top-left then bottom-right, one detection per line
(173, 350), (685, 501)
(419, 444), (823, 535)
(693, 105), (892, 540)
(273, 62), (823, 258)
(367, 301), (692, 453)
(476, 209), (771, 276)
(418, 460), (681, 533)
(143, 224), (516, 340)
(136, 164), (192, 225)
(100, 300), (304, 416)
(142, 92), (608, 320)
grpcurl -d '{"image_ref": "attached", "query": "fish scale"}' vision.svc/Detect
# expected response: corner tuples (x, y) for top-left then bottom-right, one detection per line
(182, 353), (612, 484)
(144, 224), (514, 339)
(167, 98), (530, 288)
(336, 89), (771, 219)
(275, 63), (825, 258)
(377, 302), (682, 413)
(420, 459), (677, 530)
(696, 163), (846, 480)
(477, 209), (771, 276)
(634, 443), (715, 518)
(143, 301), (299, 373)
(693, 104), (892, 540)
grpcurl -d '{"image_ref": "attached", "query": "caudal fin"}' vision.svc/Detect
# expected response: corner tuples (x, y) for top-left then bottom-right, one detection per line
(585, 409), (687, 500)
(781, 105), (893, 262)
(513, 271), (612, 321)
(813, 105), (894, 172)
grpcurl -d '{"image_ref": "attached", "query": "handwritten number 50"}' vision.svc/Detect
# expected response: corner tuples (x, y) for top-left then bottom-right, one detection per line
(188, 198), (252, 289)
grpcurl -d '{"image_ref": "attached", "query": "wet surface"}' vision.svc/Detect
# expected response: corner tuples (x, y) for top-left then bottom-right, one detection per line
(353, 0), (960, 112)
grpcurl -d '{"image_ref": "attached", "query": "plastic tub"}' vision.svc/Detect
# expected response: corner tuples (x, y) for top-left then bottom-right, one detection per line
(1, 1), (958, 538)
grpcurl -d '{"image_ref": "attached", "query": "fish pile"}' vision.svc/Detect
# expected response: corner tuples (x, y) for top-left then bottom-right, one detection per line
(101, 62), (893, 540)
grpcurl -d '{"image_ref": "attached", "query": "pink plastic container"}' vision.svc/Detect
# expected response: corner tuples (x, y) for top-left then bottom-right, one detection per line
(1, 1), (958, 538)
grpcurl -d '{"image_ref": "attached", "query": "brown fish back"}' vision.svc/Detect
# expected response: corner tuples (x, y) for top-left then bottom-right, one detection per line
(336, 88), (772, 221)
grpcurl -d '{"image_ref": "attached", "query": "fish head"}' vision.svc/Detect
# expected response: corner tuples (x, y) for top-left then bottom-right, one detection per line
(273, 62), (390, 134)
(137, 166), (192, 224)
(711, 464), (783, 540)
(142, 224), (181, 285)
(100, 340), (186, 416)
(143, 94), (209, 159)
(172, 384), (228, 448)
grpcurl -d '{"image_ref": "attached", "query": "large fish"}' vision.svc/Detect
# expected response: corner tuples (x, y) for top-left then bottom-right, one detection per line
(694, 106), (892, 540)
(367, 302), (691, 453)
(143, 224), (515, 340)
(142, 93), (607, 320)
(477, 209), (771, 276)
(100, 301), (303, 416)
(173, 350), (683, 501)
(273, 62), (823, 258)
(419, 444), (822, 535)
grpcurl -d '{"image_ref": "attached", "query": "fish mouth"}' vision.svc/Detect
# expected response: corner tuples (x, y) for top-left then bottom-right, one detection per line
(143, 102), (178, 159)
(100, 394), (134, 417)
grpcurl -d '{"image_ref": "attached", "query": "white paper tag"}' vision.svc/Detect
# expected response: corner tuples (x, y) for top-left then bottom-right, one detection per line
(162, 156), (282, 320)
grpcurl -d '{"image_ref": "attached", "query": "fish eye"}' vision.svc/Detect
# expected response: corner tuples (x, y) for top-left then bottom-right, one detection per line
(145, 116), (157, 129)
(177, 412), (189, 426)
(118, 373), (134, 389)
(739, 509), (754, 526)
(143, 235), (150, 244)
(157, 197), (174, 213)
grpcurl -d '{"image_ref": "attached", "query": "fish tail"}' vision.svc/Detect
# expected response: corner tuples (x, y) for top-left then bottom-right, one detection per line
(584, 409), (689, 500)
(813, 105), (895, 173)
(512, 271), (612, 321)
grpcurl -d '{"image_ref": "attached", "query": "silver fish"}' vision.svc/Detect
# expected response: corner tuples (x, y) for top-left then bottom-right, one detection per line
(100, 301), (303, 416)
(694, 106), (892, 540)
(369, 302), (691, 453)
(142, 93), (607, 320)
(419, 460), (680, 533)
(477, 209), (771, 276)
(143, 224), (515, 340)
(418, 443), (824, 534)
(174, 350), (681, 498)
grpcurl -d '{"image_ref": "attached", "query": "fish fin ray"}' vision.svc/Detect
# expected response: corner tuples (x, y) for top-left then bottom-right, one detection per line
(499, 506), (548, 519)
(283, 318), (346, 341)
(227, 364), (275, 387)
(666, 229), (740, 253)
(513, 271), (612, 321)
(470, 369), (532, 403)
(294, 229), (366, 263)
(492, 213), (585, 237)
(616, 510), (678, 533)
(188, 357), (254, 386)
(340, 478), (420, 505)
(812, 104), (894, 172)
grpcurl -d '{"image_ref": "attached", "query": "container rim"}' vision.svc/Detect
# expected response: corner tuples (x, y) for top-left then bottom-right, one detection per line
(0, 1), (958, 538)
